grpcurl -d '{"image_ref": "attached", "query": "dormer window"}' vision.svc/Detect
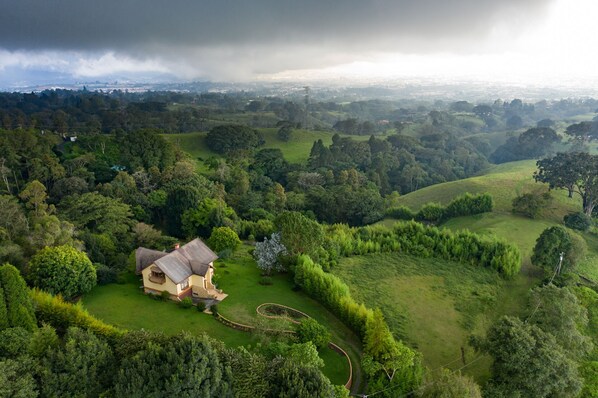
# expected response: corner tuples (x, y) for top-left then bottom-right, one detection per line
(149, 266), (166, 284)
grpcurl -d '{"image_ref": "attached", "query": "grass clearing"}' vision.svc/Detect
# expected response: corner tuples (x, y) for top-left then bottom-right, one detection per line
(82, 245), (355, 385)
(393, 160), (580, 220)
(163, 128), (375, 169)
(332, 253), (536, 382)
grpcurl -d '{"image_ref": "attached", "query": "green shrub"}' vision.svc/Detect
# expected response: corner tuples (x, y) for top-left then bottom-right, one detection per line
(385, 206), (415, 220)
(196, 302), (206, 312)
(179, 297), (193, 309)
(296, 318), (331, 349)
(160, 290), (171, 301)
(207, 226), (241, 253)
(564, 212), (592, 232)
(443, 193), (493, 219)
(512, 191), (552, 219)
(210, 304), (219, 316)
(416, 203), (445, 223)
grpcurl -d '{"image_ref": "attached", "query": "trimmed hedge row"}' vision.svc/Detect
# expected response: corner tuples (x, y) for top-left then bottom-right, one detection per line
(385, 192), (494, 223)
(322, 220), (521, 277)
(30, 289), (124, 342)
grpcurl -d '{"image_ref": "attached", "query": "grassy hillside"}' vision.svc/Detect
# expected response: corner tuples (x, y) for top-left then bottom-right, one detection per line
(394, 160), (580, 220)
(332, 253), (534, 381)
(163, 128), (375, 168)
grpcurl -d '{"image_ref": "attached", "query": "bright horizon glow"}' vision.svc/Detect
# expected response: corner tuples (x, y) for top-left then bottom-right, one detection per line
(265, 0), (598, 86)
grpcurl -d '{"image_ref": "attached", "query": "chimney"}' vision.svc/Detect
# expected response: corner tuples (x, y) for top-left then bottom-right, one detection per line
(174, 243), (180, 250)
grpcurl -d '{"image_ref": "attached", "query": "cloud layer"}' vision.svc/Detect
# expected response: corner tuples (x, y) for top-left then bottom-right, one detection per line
(0, 0), (554, 80)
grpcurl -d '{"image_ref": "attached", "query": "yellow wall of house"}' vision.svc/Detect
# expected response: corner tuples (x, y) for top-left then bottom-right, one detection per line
(141, 265), (178, 296)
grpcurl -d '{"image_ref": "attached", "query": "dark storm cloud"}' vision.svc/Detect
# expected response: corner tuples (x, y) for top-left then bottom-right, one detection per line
(0, 0), (553, 79)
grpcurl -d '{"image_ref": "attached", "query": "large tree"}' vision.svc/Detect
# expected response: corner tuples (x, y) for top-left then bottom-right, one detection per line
(206, 124), (263, 154)
(473, 316), (582, 398)
(535, 152), (598, 216)
(527, 285), (593, 358)
(275, 211), (323, 256)
(29, 245), (97, 300)
(114, 334), (232, 398)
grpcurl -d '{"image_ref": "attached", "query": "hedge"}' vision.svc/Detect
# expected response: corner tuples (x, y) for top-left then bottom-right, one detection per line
(30, 289), (124, 343)
(322, 220), (521, 278)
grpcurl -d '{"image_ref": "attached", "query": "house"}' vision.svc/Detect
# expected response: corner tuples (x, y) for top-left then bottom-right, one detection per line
(135, 238), (227, 302)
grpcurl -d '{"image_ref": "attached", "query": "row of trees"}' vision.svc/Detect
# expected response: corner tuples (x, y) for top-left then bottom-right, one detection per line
(294, 255), (423, 397)
(386, 193), (493, 223)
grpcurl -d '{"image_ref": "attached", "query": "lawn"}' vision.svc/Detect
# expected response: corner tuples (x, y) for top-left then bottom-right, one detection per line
(332, 252), (536, 382)
(82, 245), (355, 386)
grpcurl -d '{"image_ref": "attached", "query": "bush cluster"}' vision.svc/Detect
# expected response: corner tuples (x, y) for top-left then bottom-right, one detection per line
(386, 193), (493, 223)
(322, 220), (521, 277)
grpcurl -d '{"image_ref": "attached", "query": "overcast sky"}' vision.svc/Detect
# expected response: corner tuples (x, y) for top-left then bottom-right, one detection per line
(0, 0), (596, 85)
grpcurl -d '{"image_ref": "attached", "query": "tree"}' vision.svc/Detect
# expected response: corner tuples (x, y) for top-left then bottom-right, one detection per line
(0, 358), (39, 398)
(564, 212), (592, 232)
(59, 192), (134, 236)
(535, 152), (598, 216)
(114, 334), (232, 398)
(531, 226), (575, 274)
(473, 316), (582, 398)
(363, 309), (416, 383)
(565, 121), (598, 144)
(253, 232), (287, 275)
(268, 357), (335, 398)
(511, 191), (552, 219)
(40, 327), (114, 398)
(19, 180), (49, 217)
(181, 198), (237, 238)
(206, 124), (263, 154)
(296, 318), (331, 350)
(0, 263), (37, 331)
(275, 211), (323, 256)
(418, 369), (481, 398)
(29, 245), (97, 300)
(207, 226), (241, 253)
(527, 285), (593, 358)
(117, 129), (175, 171)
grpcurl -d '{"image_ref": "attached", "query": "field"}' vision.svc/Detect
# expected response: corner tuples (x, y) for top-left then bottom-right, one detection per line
(332, 253), (533, 382)
(356, 159), (598, 380)
(82, 246), (355, 386)
(163, 128), (375, 170)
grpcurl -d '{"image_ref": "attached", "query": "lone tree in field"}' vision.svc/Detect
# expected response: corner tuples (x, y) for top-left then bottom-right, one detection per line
(534, 152), (598, 216)
(29, 245), (96, 300)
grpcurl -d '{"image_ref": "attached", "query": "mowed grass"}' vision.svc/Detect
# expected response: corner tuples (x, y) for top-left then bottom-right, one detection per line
(82, 246), (354, 385)
(333, 253), (534, 382)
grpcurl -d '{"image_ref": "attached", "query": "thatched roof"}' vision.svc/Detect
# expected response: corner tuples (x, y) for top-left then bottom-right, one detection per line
(136, 238), (218, 284)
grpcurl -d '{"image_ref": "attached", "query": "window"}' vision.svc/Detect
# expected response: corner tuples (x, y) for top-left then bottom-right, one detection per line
(180, 278), (189, 290)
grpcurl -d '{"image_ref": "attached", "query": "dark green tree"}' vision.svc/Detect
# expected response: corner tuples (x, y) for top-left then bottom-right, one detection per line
(0, 263), (37, 331)
(114, 333), (232, 398)
(0, 358), (39, 398)
(535, 152), (598, 216)
(206, 124), (263, 154)
(40, 327), (114, 398)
